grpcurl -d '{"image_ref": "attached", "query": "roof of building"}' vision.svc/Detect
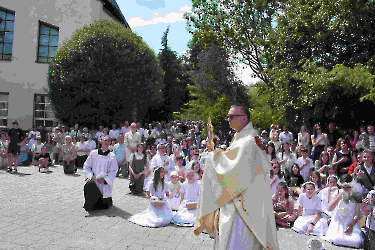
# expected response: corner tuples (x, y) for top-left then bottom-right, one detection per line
(101, 0), (130, 29)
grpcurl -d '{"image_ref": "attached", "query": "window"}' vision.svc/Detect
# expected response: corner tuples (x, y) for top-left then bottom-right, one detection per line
(0, 7), (15, 61)
(36, 21), (59, 63)
(34, 95), (54, 127)
(0, 93), (9, 129)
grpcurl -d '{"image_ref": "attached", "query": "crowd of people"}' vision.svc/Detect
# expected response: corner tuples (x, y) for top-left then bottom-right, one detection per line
(2, 119), (375, 249)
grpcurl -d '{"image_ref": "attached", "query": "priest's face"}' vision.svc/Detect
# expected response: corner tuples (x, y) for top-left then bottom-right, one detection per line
(227, 106), (248, 132)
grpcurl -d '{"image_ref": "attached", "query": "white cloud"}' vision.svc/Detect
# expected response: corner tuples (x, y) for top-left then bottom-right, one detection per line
(127, 4), (191, 28)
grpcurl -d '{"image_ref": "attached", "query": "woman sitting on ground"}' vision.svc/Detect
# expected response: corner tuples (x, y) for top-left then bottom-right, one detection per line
(286, 163), (304, 197)
(270, 161), (285, 196)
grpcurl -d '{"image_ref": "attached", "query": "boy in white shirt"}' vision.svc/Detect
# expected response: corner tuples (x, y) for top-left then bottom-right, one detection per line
(296, 148), (314, 181)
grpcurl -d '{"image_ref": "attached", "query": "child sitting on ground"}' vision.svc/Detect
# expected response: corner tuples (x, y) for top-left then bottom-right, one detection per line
(292, 181), (328, 236)
(171, 168), (200, 227)
(323, 175), (363, 249)
(168, 171), (182, 211)
(318, 175), (339, 224)
(270, 161), (285, 196)
(38, 147), (52, 173)
(272, 182), (296, 228)
(128, 166), (173, 227)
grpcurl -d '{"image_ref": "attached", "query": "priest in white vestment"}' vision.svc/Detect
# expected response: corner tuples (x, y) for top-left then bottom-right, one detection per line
(83, 136), (118, 212)
(194, 105), (279, 250)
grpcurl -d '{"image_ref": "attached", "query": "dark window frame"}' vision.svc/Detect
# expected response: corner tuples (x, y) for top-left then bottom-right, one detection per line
(0, 92), (9, 129)
(36, 20), (59, 64)
(33, 94), (55, 128)
(0, 6), (15, 61)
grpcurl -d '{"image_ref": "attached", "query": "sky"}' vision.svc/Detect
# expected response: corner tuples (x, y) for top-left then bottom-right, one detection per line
(116, 0), (259, 85)
(117, 0), (191, 56)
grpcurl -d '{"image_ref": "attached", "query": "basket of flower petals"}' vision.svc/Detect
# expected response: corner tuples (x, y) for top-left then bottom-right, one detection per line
(186, 202), (198, 210)
(151, 197), (165, 207)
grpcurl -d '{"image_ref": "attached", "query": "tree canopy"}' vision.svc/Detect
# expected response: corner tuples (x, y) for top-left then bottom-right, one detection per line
(181, 0), (375, 131)
(47, 19), (162, 127)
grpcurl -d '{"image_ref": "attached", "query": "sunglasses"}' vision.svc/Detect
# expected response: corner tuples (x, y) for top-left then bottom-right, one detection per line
(37, 139), (41, 140)
(227, 114), (246, 119)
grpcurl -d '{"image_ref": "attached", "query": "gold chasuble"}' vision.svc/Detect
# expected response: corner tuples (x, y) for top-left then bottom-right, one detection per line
(194, 122), (279, 250)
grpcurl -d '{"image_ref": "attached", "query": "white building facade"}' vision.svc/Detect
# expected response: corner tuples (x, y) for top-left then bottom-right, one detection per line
(0, 0), (129, 131)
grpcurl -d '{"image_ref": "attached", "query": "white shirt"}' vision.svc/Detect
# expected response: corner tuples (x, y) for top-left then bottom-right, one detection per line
(76, 141), (90, 156)
(121, 126), (130, 134)
(279, 131), (293, 144)
(86, 140), (97, 152)
(28, 131), (40, 139)
(180, 181), (200, 202)
(32, 143), (44, 153)
(109, 129), (120, 139)
(296, 156), (314, 181)
(95, 131), (104, 139)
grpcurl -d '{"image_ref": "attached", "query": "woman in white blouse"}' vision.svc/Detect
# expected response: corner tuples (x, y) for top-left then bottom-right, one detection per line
(298, 125), (311, 155)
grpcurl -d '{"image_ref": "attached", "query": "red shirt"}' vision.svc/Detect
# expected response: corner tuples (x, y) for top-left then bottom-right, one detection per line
(348, 162), (359, 175)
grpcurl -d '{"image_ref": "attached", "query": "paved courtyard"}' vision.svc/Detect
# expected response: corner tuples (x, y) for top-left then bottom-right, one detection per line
(0, 165), (360, 250)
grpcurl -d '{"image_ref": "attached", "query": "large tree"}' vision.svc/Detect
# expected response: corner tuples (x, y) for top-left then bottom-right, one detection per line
(47, 19), (162, 127)
(155, 26), (188, 121)
(184, 0), (280, 84)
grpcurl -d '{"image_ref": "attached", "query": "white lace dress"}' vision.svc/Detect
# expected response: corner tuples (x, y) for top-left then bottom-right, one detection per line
(128, 181), (173, 227)
(171, 181), (200, 227)
(323, 191), (363, 248)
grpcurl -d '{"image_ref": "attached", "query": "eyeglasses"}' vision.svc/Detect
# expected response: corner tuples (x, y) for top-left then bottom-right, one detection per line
(227, 114), (246, 120)
(37, 139), (41, 140)
(363, 156), (373, 159)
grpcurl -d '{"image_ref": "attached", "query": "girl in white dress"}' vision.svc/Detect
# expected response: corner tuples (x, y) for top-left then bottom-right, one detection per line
(168, 171), (181, 211)
(323, 178), (363, 248)
(318, 175), (339, 223)
(128, 166), (173, 227)
(292, 181), (328, 236)
(270, 161), (285, 196)
(191, 161), (202, 181)
(171, 169), (200, 227)
(310, 170), (324, 194)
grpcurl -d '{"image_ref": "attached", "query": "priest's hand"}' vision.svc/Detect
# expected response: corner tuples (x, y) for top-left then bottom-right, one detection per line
(97, 178), (105, 184)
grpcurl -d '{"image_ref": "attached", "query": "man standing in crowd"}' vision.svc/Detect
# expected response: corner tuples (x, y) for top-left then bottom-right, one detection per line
(194, 104), (279, 250)
(95, 125), (104, 141)
(359, 125), (375, 152)
(279, 126), (294, 144)
(121, 121), (130, 134)
(28, 126), (40, 140)
(70, 123), (81, 138)
(83, 136), (118, 213)
(136, 122), (145, 138)
(260, 130), (270, 148)
(327, 122), (342, 147)
(109, 124), (120, 140)
(113, 133), (127, 177)
(124, 123), (141, 170)
(7, 121), (24, 173)
(86, 134), (97, 152)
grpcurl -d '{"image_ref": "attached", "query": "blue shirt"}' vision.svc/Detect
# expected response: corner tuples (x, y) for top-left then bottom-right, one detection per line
(113, 143), (126, 162)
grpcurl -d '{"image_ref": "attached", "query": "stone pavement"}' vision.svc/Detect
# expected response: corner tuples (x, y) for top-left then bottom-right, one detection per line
(0, 165), (359, 250)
